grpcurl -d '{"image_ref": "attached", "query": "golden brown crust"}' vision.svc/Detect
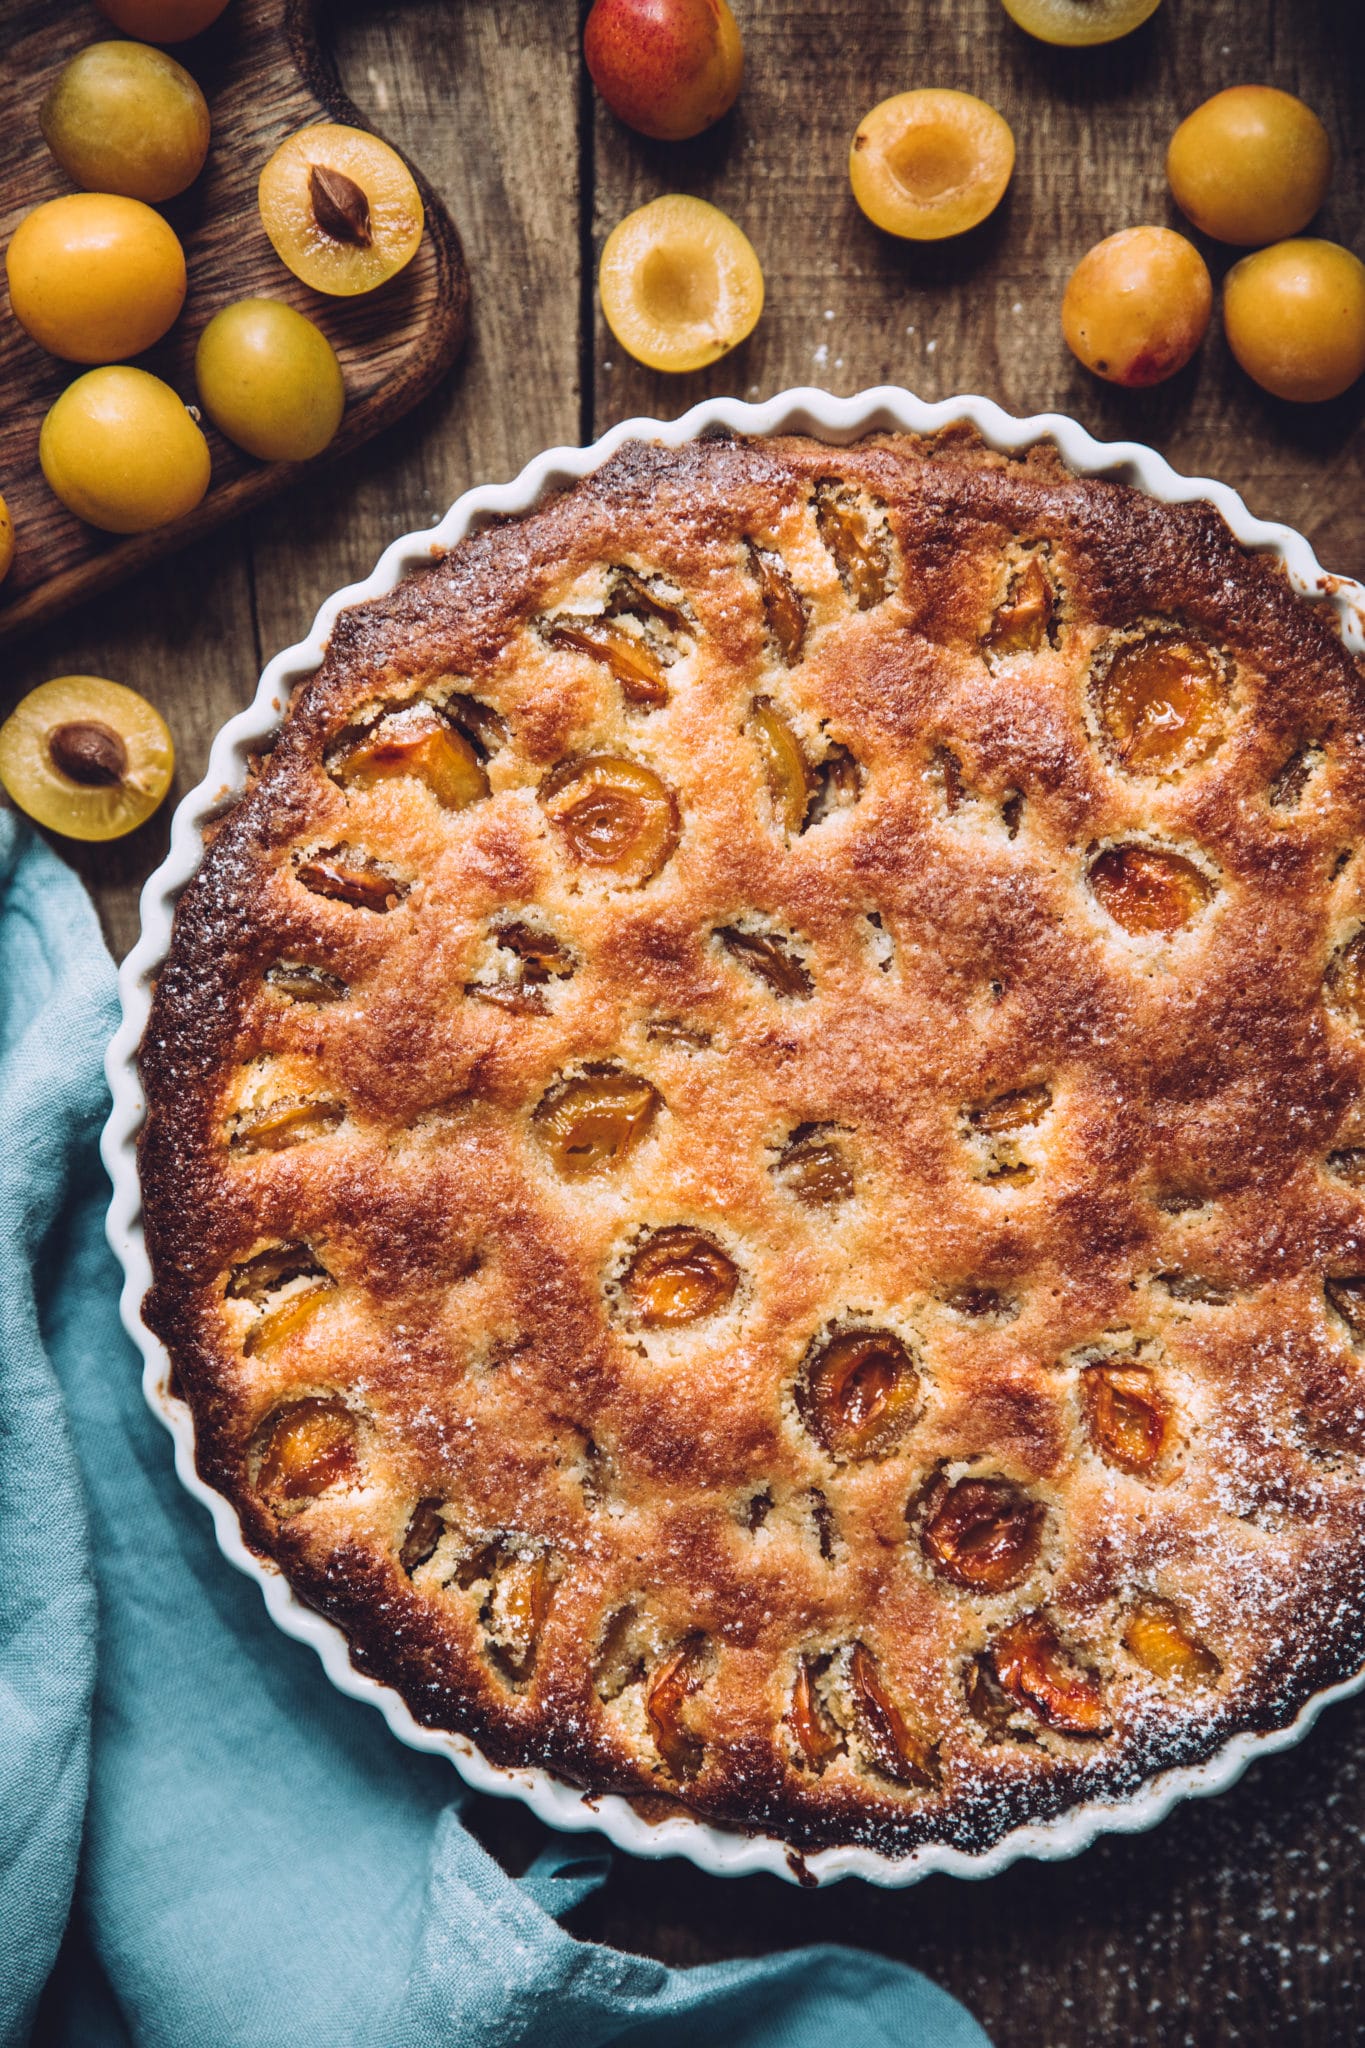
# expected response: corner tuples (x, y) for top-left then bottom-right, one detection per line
(139, 428), (1365, 1857)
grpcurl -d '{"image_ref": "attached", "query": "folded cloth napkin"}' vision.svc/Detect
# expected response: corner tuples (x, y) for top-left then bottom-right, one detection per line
(0, 813), (991, 2048)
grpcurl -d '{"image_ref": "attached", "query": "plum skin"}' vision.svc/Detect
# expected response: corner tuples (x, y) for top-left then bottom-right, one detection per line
(584, 0), (743, 142)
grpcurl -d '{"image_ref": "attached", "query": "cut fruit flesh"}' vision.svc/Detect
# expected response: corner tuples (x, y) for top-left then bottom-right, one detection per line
(985, 556), (1054, 657)
(999, 0), (1163, 46)
(540, 755), (679, 880)
(1088, 843), (1212, 936)
(850, 89), (1014, 241)
(989, 1614), (1110, 1735)
(548, 617), (670, 707)
(1123, 1599), (1220, 1684)
(258, 123), (424, 296)
(750, 698), (814, 833)
(920, 1477), (1044, 1591)
(814, 483), (892, 607)
(1082, 1364), (1169, 1473)
(646, 1638), (708, 1776)
(1094, 636), (1225, 774)
(848, 1644), (938, 1787)
(621, 1226), (737, 1327)
(717, 925), (813, 998)
(599, 195), (763, 373)
(967, 1083), (1052, 1135)
(789, 1657), (842, 1765)
(229, 1096), (345, 1153)
(776, 1127), (853, 1207)
(295, 848), (405, 912)
(334, 703), (489, 809)
(801, 1329), (918, 1459)
(242, 1278), (334, 1357)
(749, 544), (807, 663)
(534, 1071), (660, 1178)
(0, 675), (173, 842)
(254, 1397), (357, 1506)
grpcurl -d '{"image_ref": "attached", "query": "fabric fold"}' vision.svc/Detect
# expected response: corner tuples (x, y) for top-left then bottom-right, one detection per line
(1, 817), (989, 2048)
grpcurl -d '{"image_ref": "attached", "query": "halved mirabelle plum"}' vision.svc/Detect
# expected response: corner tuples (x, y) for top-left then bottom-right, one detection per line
(985, 556), (1055, 659)
(1168, 88), (1332, 248)
(966, 1082), (1052, 1135)
(1000, 0), (1161, 43)
(0, 676), (173, 842)
(1092, 634), (1227, 775)
(749, 544), (807, 664)
(258, 124), (424, 297)
(920, 1476), (1044, 1592)
(788, 1656), (842, 1767)
(620, 1226), (737, 1327)
(1327, 930), (1365, 1029)
(849, 90), (1014, 242)
(333, 701), (488, 810)
(646, 1636), (709, 1776)
(813, 482), (893, 608)
(1223, 240), (1365, 405)
(548, 616), (671, 708)
(242, 1278), (335, 1358)
(988, 1614), (1110, 1735)
(40, 368), (210, 534)
(229, 1096), (345, 1153)
(717, 924), (813, 998)
(7, 194), (186, 364)
(799, 1328), (919, 1461)
(294, 846), (406, 912)
(1122, 1598), (1220, 1684)
(1088, 843), (1213, 936)
(848, 1643), (938, 1787)
(750, 697), (814, 834)
(534, 1070), (661, 1178)
(399, 1497), (446, 1575)
(599, 195), (763, 373)
(1082, 1364), (1169, 1473)
(486, 1545), (554, 1683)
(1063, 227), (1212, 387)
(254, 1396), (358, 1510)
(775, 1124), (853, 1207)
(540, 754), (679, 882)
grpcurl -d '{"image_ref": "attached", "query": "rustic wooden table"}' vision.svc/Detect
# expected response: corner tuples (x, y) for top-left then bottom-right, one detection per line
(10, 1), (1364, 2040)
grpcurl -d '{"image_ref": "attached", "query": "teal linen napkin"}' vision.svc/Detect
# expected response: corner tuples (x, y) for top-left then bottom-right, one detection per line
(0, 813), (990, 2048)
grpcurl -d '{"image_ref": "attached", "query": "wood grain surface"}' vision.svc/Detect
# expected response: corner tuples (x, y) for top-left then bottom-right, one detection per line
(11, 3), (1365, 2041)
(0, 0), (468, 639)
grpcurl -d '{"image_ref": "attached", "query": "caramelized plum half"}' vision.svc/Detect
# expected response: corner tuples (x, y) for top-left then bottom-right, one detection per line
(540, 755), (679, 882)
(333, 700), (489, 809)
(1093, 635), (1226, 776)
(750, 696), (814, 834)
(646, 1636), (709, 1777)
(988, 1614), (1110, 1736)
(813, 482), (893, 609)
(229, 1096), (344, 1153)
(775, 1124), (853, 1207)
(1088, 843), (1213, 936)
(966, 1082), (1052, 1135)
(620, 1225), (737, 1327)
(848, 1644), (938, 1788)
(788, 1655), (842, 1767)
(985, 555), (1054, 658)
(748, 543), (808, 664)
(1082, 1364), (1169, 1473)
(920, 1476), (1044, 1592)
(1122, 1598), (1220, 1684)
(254, 1396), (357, 1509)
(1326, 931), (1365, 1030)
(717, 924), (813, 998)
(294, 847), (406, 913)
(534, 1070), (661, 1178)
(399, 1496), (446, 1575)
(799, 1327), (919, 1460)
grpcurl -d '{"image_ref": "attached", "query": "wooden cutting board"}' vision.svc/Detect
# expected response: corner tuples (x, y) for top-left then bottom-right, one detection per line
(0, 0), (469, 643)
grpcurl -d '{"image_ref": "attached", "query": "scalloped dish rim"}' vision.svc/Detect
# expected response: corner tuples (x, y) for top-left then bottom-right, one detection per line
(101, 385), (1365, 1888)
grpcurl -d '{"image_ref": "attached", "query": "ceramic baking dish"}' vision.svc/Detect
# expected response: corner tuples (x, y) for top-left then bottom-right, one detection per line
(101, 385), (1365, 1888)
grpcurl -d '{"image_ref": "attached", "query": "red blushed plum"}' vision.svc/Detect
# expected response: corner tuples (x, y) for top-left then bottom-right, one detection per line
(584, 0), (743, 142)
